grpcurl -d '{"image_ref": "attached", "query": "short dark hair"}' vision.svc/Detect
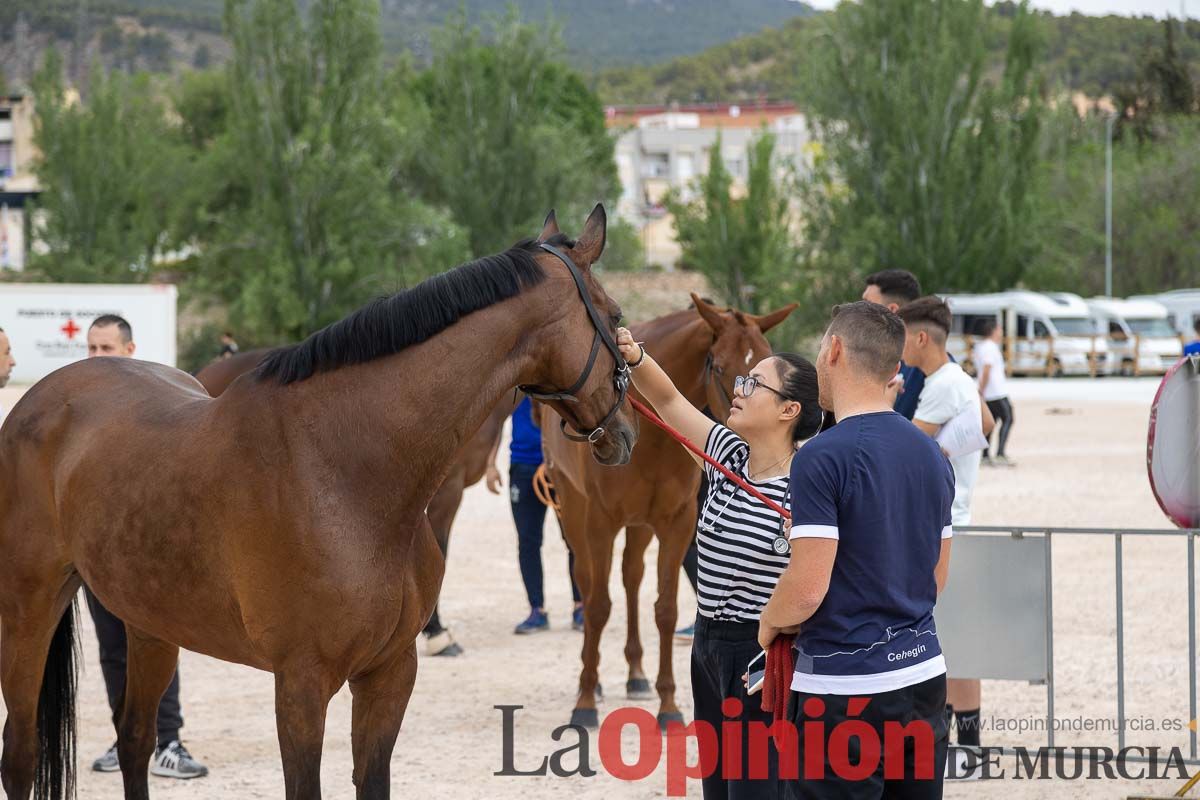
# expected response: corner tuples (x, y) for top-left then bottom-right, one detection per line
(897, 296), (952, 346)
(1193, 317), (1200, 335)
(772, 353), (824, 445)
(90, 314), (133, 343)
(864, 269), (921, 306)
(975, 318), (998, 338)
(827, 301), (905, 380)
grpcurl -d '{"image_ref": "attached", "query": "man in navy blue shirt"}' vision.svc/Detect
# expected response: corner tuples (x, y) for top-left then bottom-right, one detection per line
(761, 301), (955, 798)
(862, 270), (924, 419)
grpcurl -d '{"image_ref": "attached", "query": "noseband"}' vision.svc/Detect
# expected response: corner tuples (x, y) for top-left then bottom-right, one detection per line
(517, 243), (631, 444)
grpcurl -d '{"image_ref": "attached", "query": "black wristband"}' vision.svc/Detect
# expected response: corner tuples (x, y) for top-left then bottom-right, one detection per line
(628, 347), (647, 369)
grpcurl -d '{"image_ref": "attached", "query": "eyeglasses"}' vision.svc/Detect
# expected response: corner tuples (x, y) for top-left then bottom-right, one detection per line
(734, 375), (788, 400)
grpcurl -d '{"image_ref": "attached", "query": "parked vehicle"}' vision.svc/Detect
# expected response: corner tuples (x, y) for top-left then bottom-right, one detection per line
(1129, 290), (1200, 337)
(1085, 297), (1182, 376)
(942, 291), (1108, 377)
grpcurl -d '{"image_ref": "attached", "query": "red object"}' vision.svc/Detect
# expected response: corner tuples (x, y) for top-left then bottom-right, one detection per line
(628, 397), (791, 521)
(60, 319), (80, 339)
(761, 635), (795, 722)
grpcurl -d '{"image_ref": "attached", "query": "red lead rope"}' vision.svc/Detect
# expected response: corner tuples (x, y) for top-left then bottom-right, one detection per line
(626, 396), (795, 720)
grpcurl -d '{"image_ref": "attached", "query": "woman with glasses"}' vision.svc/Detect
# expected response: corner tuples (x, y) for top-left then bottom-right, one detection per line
(615, 327), (823, 800)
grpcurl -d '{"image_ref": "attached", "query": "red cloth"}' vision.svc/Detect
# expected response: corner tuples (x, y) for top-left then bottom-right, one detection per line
(761, 634), (795, 722)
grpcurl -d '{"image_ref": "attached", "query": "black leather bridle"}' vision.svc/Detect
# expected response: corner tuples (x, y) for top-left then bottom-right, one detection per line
(517, 243), (631, 444)
(702, 351), (735, 418)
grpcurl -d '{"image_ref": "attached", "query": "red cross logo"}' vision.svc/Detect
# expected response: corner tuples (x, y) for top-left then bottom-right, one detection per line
(60, 319), (80, 340)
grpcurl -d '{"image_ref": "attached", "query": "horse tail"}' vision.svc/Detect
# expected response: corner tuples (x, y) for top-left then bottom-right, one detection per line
(34, 598), (79, 800)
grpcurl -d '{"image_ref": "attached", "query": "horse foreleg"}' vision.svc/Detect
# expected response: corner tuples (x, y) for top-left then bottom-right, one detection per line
(118, 629), (181, 800)
(652, 512), (695, 729)
(349, 641), (418, 800)
(571, 511), (619, 729)
(621, 525), (654, 699)
(274, 667), (341, 800)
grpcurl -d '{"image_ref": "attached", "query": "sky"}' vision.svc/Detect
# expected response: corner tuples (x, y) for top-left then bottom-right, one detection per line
(804, 0), (1192, 18)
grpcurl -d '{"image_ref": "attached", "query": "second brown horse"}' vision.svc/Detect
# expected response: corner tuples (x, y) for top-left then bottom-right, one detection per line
(542, 295), (796, 727)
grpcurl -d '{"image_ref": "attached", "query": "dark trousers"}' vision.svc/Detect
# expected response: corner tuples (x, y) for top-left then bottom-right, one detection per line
(692, 615), (786, 800)
(511, 463), (580, 611)
(783, 674), (948, 800)
(984, 397), (1014, 458)
(83, 586), (183, 746)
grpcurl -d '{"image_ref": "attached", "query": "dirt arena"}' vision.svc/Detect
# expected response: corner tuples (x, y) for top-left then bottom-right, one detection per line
(0, 376), (1194, 798)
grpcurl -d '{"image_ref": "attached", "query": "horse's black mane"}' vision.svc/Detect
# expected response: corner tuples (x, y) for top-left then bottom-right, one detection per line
(258, 233), (575, 384)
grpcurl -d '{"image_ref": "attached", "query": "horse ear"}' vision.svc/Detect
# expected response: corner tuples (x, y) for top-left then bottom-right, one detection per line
(573, 204), (607, 266)
(538, 210), (560, 242)
(752, 303), (799, 333)
(691, 292), (726, 334)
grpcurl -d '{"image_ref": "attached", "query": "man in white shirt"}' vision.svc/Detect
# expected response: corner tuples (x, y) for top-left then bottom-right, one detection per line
(972, 319), (1014, 467)
(898, 296), (986, 767)
(0, 326), (15, 421)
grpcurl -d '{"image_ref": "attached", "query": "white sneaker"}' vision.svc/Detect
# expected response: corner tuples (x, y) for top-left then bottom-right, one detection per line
(150, 741), (208, 779)
(92, 743), (119, 773)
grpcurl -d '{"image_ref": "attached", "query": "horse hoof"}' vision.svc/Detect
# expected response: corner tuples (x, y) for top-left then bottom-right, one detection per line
(432, 641), (463, 657)
(657, 711), (685, 731)
(425, 630), (461, 657)
(570, 708), (600, 729)
(626, 678), (654, 698)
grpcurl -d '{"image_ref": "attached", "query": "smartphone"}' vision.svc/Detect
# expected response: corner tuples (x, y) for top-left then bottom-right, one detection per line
(746, 649), (767, 695)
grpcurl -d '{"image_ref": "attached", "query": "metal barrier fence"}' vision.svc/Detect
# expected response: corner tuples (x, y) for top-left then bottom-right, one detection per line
(944, 525), (1200, 764)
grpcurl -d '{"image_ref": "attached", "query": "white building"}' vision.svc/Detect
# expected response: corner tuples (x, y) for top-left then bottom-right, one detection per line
(607, 102), (812, 268)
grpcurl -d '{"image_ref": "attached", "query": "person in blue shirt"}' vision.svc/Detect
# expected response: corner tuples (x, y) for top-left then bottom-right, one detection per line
(761, 301), (955, 798)
(490, 396), (583, 634)
(1185, 318), (1200, 357)
(862, 269), (924, 419)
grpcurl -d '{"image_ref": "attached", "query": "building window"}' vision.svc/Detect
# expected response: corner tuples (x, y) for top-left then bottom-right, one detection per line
(0, 142), (12, 178)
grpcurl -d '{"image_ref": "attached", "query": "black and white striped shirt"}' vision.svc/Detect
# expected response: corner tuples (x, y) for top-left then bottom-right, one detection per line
(696, 424), (792, 623)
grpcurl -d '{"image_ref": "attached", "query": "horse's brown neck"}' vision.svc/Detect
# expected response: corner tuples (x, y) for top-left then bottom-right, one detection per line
(636, 312), (713, 409)
(239, 288), (569, 519)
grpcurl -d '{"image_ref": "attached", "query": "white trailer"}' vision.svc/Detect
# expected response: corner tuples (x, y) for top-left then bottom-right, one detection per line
(1129, 290), (1200, 337)
(941, 291), (1108, 377)
(1085, 296), (1182, 376)
(0, 283), (177, 384)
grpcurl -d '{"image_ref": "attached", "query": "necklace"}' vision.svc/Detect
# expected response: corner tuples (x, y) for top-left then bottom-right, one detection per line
(747, 450), (794, 482)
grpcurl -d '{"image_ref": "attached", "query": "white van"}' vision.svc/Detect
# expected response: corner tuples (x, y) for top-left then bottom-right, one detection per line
(1128, 290), (1200, 337)
(1085, 297), (1182, 375)
(942, 291), (1107, 377)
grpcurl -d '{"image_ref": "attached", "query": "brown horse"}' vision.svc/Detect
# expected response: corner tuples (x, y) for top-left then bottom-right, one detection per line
(194, 352), (515, 657)
(0, 207), (636, 800)
(541, 295), (795, 727)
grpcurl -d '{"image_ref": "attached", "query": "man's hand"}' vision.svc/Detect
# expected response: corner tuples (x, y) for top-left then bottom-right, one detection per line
(758, 621), (800, 651)
(485, 464), (502, 494)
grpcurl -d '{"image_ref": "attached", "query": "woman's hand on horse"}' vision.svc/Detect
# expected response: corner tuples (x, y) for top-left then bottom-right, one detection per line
(616, 327), (642, 364)
(485, 463), (502, 494)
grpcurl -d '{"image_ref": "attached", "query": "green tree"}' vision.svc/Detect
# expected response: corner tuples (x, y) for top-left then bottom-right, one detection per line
(190, 0), (466, 343)
(796, 0), (1044, 297)
(667, 132), (797, 314)
(409, 10), (618, 258)
(29, 49), (190, 282)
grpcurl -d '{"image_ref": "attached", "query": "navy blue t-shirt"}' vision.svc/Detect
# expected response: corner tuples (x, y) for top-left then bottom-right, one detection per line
(509, 397), (543, 466)
(788, 411), (955, 695)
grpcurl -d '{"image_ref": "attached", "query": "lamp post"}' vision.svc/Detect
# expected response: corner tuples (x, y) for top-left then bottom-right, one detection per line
(1105, 113), (1115, 298)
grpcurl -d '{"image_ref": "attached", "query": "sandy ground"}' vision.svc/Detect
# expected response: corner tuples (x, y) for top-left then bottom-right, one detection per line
(0, 376), (1196, 799)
